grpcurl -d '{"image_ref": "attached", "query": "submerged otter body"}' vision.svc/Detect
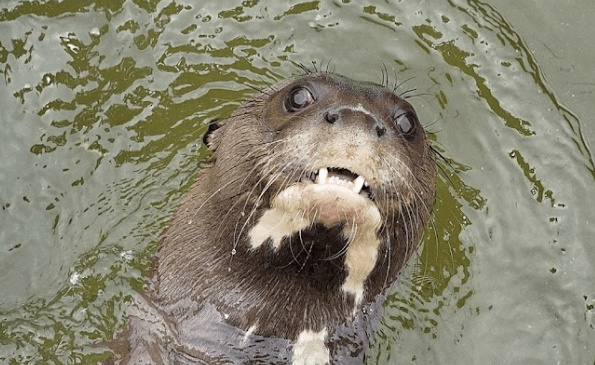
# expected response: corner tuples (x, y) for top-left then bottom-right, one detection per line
(104, 71), (436, 364)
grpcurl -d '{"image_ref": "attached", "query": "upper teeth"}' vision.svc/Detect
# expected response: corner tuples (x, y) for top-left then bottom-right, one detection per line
(317, 167), (328, 184)
(352, 175), (366, 193)
(314, 167), (368, 194)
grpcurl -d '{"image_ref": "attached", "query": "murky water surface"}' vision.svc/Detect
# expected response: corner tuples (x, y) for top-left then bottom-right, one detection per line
(1, 0), (594, 364)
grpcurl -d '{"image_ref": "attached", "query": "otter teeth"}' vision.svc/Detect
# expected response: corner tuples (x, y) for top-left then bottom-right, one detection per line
(352, 175), (366, 194)
(314, 168), (368, 194)
(316, 167), (328, 184)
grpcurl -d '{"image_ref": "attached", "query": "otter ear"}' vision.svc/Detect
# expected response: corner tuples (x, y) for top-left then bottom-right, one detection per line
(202, 119), (222, 152)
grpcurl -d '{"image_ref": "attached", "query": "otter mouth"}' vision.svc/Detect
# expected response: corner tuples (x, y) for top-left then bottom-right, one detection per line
(300, 167), (372, 199)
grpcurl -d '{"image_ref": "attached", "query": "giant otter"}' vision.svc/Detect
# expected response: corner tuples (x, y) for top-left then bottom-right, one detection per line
(104, 70), (436, 364)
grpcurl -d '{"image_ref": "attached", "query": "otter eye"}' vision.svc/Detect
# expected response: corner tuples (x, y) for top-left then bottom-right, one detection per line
(285, 87), (314, 112)
(395, 112), (417, 139)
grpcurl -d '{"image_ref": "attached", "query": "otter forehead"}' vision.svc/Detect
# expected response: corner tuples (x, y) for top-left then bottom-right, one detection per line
(325, 73), (401, 102)
(299, 72), (402, 105)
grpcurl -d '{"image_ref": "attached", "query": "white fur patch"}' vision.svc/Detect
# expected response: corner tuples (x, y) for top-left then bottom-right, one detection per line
(248, 202), (312, 249)
(240, 324), (257, 347)
(248, 182), (383, 306)
(292, 329), (329, 365)
(341, 204), (382, 305)
(249, 184), (316, 248)
(350, 103), (375, 116)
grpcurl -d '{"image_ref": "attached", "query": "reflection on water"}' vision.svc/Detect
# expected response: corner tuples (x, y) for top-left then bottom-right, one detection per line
(0, 0), (593, 364)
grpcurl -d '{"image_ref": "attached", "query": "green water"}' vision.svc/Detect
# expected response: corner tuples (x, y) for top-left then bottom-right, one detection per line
(1, 0), (593, 364)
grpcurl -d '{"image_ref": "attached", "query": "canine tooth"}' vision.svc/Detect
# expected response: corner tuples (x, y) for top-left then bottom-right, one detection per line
(353, 175), (366, 194)
(317, 167), (328, 184)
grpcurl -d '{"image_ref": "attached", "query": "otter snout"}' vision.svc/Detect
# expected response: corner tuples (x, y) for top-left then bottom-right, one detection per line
(323, 104), (388, 138)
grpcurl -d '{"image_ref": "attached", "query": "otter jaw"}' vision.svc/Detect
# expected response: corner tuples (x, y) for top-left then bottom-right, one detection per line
(249, 167), (376, 248)
(248, 168), (382, 305)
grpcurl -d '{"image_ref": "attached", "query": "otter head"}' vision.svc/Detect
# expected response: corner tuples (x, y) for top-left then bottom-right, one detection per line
(160, 72), (436, 349)
(202, 72), (435, 309)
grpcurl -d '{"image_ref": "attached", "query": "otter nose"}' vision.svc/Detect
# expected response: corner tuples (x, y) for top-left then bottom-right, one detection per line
(323, 110), (387, 138)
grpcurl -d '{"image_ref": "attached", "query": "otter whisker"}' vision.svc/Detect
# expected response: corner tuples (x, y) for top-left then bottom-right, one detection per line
(232, 145), (298, 243)
(295, 62), (314, 75)
(392, 75), (416, 94)
(431, 145), (456, 188)
(380, 62), (389, 89)
(297, 228), (313, 272)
